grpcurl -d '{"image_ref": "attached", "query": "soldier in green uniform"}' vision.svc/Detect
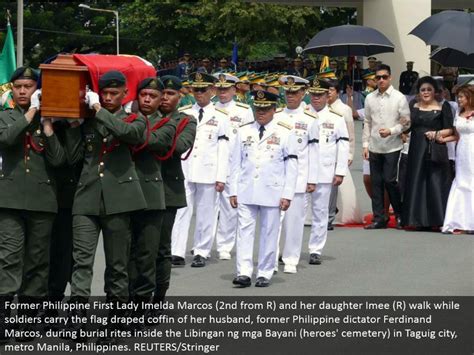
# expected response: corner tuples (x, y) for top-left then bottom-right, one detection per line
(65, 71), (147, 342)
(153, 75), (196, 307)
(128, 77), (176, 311)
(0, 67), (66, 343)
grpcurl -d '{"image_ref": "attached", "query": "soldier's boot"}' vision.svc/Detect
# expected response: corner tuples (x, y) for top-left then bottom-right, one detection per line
(62, 297), (88, 343)
(132, 295), (151, 331)
(15, 296), (41, 342)
(96, 299), (124, 347)
(0, 295), (13, 344)
(145, 292), (166, 327)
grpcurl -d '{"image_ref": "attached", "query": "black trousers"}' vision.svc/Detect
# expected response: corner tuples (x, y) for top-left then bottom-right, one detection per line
(369, 150), (402, 224)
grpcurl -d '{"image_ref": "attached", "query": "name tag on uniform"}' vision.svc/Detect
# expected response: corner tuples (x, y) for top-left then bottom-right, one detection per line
(267, 134), (280, 145)
(322, 122), (334, 129)
(206, 118), (218, 126)
(295, 122), (307, 131)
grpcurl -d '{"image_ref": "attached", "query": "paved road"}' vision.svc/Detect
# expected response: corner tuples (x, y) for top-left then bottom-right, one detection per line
(88, 120), (473, 296)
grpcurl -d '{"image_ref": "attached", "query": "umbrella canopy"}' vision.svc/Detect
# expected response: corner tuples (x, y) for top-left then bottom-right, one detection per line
(303, 25), (394, 57)
(430, 47), (474, 70)
(410, 10), (474, 55)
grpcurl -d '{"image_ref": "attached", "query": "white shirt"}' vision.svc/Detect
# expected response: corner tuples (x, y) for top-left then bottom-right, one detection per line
(330, 98), (355, 160)
(362, 85), (411, 154)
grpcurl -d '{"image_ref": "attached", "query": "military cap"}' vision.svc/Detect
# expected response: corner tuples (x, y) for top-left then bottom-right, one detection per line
(219, 58), (228, 63)
(307, 77), (330, 94)
(406, 61), (414, 64)
(264, 75), (281, 88)
(236, 72), (250, 83)
(214, 73), (239, 88)
(137, 77), (164, 92)
(99, 70), (126, 90)
(362, 71), (376, 81)
(367, 56), (377, 62)
(329, 59), (338, 64)
(251, 90), (279, 108)
(317, 68), (337, 79)
(161, 75), (182, 91)
(10, 67), (39, 82)
(280, 75), (308, 92)
(249, 73), (266, 84)
(188, 72), (216, 88)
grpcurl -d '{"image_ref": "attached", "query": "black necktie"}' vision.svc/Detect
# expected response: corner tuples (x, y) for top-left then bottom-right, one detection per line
(198, 108), (204, 123)
(259, 125), (265, 140)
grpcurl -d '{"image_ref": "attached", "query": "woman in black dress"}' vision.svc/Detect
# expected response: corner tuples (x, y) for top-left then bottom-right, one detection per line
(402, 76), (454, 230)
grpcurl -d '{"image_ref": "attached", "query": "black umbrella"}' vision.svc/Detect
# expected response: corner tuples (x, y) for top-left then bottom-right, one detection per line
(303, 25), (394, 57)
(430, 47), (474, 70)
(410, 10), (474, 54)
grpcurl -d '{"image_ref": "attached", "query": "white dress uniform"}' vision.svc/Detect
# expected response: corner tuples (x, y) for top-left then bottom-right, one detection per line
(307, 104), (350, 257)
(274, 105), (316, 270)
(229, 119), (298, 280)
(171, 102), (230, 259)
(214, 100), (254, 258)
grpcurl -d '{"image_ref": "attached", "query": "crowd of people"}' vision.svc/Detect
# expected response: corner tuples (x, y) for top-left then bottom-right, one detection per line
(0, 53), (472, 346)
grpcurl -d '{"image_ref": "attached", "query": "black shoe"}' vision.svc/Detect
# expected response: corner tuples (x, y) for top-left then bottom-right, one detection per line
(278, 255), (284, 265)
(309, 253), (322, 265)
(232, 276), (251, 288)
(255, 277), (270, 288)
(171, 255), (185, 266)
(364, 221), (387, 229)
(395, 216), (403, 230)
(327, 224), (334, 231)
(191, 255), (206, 267)
(62, 303), (88, 343)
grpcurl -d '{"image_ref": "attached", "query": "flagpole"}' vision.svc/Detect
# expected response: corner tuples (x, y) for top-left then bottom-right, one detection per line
(17, 0), (23, 67)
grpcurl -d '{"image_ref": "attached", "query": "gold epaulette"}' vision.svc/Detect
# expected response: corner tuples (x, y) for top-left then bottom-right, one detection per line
(178, 104), (192, 112)
(277, 121), (292, 130)
(304, 110), (318, 119)
(215, 107), (228, 115)
(235, 102), (250, 109)
(240, 120), (255, 127)
(329, 108), (343, 117)
(275, 108), (283, 113)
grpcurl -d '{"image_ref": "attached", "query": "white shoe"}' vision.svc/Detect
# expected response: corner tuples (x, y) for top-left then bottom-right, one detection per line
(218, 251), (231, 260)
(284, 264), (297, 274)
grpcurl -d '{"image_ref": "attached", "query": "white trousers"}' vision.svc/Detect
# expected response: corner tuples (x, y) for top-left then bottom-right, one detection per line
(308, 183), (332, 255)
(171, 182), (218, 258)
(236, 204), (280, 280)
(281, 193), (308, 266)
(215, 184), (238, 254)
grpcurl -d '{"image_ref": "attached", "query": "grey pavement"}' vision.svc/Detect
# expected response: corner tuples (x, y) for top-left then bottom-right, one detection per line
(88, 120), (474, 296)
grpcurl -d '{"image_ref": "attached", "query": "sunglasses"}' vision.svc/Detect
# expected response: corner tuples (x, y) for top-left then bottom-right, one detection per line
(420, 87), (433, 92)
(193, 87), (209, 93)
(375, 75), (390, 80)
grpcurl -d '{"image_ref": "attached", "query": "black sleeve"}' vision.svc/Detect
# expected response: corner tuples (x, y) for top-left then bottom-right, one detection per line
(441, 101), (454, 129)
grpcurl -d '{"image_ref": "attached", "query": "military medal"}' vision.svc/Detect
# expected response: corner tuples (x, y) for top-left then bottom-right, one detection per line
(298, 138), (303, 143)
(87, 145), (93, 152)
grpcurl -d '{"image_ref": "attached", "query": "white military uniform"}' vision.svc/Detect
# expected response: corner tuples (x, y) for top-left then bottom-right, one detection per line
(307, 104), (350, 256)
(213, 100), (254, 258)
(274, 106), (316, 269)
(229, 119), (298, 280)
(171, 102), (230, 259)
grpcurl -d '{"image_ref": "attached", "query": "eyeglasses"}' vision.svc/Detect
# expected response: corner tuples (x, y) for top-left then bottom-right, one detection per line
(420, 87), (433, 92)
(375, 75), (390, 81)
(193, 87), (209, 93)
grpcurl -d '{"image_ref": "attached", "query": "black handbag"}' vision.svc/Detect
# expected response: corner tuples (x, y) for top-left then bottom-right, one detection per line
(426, 140), (448, 163)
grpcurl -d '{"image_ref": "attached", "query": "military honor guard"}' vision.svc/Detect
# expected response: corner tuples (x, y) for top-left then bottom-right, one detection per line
(171, 72), (230, 268)
(229, 90), (298, 287)
(306, 79), (350, 265)
(65, 71), (147, 342)
(274, 75), (316, 274)
(213, 73), (254, 260)
(154, 76), (196, 303)
(128, 77), (177, 309)
(0, 67), (66, 342)
(399, 61), (418, 96)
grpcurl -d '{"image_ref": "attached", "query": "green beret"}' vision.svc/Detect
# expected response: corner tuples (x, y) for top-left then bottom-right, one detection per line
(99, 70), (126, 90)
(161, 75), (182, 91)
(10, 67), (39, 82)
(137, 77), (164, 92)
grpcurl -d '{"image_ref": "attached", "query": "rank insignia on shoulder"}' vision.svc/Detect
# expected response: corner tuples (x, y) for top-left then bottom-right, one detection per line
(277, 121), (292, 130)
(240, 120), (255, 128)
(275, 108), (283, 113)
(329, 108), (343, 117)
(215, 107), (228, 115)
(178, 104), (192, 112)
(235, 102), (250, 109)
(304, 110), (318, 119)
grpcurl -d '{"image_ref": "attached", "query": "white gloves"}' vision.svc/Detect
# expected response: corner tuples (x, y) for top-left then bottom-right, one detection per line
(29, 89), (42, 110)
(85, 91), (100, 109)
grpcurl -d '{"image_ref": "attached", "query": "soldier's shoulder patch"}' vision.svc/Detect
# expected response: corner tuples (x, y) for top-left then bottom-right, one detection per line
(277, 121), (292, 130)
(239, 120), (255, 128)
(178, 104), (192, 112)
(235, 102), (250, 109)
(215, 107), (228, 115)
(304, 110), (318, 119)
(329, 108), (343, 117)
